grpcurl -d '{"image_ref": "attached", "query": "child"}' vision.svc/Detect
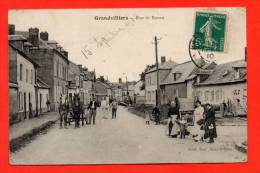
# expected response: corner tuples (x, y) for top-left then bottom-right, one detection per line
(179, 115), (188, 139)
(145, 111), (150, 125)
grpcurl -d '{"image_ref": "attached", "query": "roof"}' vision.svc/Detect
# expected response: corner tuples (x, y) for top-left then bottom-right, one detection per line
(8, 35), (27, 41)
(9, 43), (40, 68)
(161, 60), (198, 85)
(145, 60), (178, 74)
(37, 78), (50, 89)
(196, 60), (247, 86)
(15, 30), (69, 62)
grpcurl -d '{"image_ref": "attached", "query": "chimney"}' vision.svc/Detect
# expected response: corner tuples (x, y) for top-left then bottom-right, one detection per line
(161, 56), (166, 64)
(119, 78), (122, 83)
(8, 24), (15, 35)
(28, 27), (39, 47)
(57, 45), (62, 52)
(40, 31), (49, 41)
(62, 50), (68, 58)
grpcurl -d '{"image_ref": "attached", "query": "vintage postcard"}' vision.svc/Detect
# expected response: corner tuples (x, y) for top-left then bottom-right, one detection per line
(8, 7), (247, 165)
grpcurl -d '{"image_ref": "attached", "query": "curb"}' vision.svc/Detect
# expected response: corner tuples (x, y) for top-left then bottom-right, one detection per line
(235, 142), (247, 153)
(10, 118), (59, 153)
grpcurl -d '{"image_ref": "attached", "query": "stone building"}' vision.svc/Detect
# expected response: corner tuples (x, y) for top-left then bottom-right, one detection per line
(8, 30), (39, 123)
(144, 57), (178, 105)
(194, 60), (247, 116)
(16, 27), (69, 111)
(160, 60), (216, 105)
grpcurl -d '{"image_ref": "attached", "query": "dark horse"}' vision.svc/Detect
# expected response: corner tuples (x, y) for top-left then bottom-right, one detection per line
(72, 94), (83, 128)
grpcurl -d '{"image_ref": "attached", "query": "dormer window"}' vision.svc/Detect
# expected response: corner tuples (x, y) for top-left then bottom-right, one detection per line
(235, 69), (240, 79)
(173, 72), (181, 81)
(196, 75), (201, 83)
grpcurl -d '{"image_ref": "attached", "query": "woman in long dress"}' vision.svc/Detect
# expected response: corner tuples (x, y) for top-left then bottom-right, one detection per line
(191, 100), (205, 141)
(167, 101), (180, 138)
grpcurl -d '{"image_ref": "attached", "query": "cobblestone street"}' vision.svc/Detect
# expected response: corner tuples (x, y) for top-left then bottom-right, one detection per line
(10, 106), (247, 165)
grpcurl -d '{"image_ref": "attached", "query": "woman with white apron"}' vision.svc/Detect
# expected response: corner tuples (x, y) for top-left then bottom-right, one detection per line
(167, 101), (180, 138)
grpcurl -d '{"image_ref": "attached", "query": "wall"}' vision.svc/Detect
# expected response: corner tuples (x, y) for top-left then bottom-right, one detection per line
(194, 82), (247, 109)
(145, 69), (171, 105)
(8, 45), (17, 84)
(161, 83), (187, 104)
(37, 88), (49, 114)
(17, 52), (37, 118)
(9, 86), (19, 123)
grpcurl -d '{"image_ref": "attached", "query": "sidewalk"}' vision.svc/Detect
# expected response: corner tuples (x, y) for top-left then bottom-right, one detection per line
(10, 111), (59, 141)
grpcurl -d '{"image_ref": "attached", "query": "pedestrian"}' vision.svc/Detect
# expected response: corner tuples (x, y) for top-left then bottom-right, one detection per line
(191, 100), (205, 142)
(144, 110), (150, 124)
(111, 99), (118, 119)
(46, 99), (51, 112)
(101, 98), (109, 119)
(167, 101), (180, 138)
(204, 103), (217, 143)
(152, 106), (160, 125)
(88, 97), (99, 125)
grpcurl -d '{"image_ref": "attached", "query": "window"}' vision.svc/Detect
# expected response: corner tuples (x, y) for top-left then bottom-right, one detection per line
(31, 69), (33, 84)
(20, 64), (23, 81)
(56, 62), (59, 77)
(211, 90), (214, 101)
(26, 69), (29, 83)
(173, 73), (177, 81)
(235, 69), (240, 79)
(19, 92), (23, 110)
(205, 91), (210, 101)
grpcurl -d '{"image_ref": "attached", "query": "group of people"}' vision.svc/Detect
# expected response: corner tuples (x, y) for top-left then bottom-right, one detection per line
(146, 99), (217, 143)
(58, 95), (119, 128)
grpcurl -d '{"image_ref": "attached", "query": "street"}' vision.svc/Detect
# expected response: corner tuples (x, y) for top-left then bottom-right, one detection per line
(10, 106), (247, 165)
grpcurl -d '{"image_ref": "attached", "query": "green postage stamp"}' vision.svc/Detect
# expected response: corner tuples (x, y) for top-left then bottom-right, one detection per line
(192, 12), (227, 52)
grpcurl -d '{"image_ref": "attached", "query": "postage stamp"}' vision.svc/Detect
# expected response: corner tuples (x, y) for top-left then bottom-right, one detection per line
(192, 12), (227, 52)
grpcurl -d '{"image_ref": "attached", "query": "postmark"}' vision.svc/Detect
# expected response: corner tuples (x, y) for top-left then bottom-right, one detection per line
(192, 11), (227, 52)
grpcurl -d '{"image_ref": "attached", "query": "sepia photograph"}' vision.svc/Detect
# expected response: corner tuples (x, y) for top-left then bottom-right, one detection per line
(8, 8), (247, 165)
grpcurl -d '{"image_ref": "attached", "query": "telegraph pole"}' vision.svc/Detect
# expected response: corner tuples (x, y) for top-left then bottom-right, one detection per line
(154, 36), (161, 107)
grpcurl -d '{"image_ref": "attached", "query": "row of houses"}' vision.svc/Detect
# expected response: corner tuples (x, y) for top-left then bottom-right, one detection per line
(144, 56), (247, 114)
(8, 24), (96, 124)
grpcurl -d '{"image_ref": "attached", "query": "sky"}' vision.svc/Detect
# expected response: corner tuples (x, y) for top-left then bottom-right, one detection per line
(9, 8), (246, 82)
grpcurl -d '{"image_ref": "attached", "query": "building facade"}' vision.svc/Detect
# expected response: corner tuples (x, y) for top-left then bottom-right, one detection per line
(145, 57), (178, 105)
(8, 33), (39, 122)
(18, 28), (69, 111)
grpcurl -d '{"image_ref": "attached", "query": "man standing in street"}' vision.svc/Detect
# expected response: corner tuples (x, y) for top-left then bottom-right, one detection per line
(88, 97), (99, 125)
(111, 99), (118, 119)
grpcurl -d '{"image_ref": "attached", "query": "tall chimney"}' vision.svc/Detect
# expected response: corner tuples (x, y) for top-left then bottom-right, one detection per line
(161, 56), (166, 64)
(8, 24), (15, 35)
(28, 27), (39, 47)
(40, 31), (49, 41)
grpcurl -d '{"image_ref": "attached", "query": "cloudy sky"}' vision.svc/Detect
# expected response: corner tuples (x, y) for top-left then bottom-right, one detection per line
(9, 8), (246, 82)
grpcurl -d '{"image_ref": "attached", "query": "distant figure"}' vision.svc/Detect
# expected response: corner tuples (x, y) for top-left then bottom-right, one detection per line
(111, 99), (118, 119)
(29, 102), (32, 118)
(144, 111), (150, 125)
(46, 99), (51, 112)
(88, 98), (99, 125)
(191, 100), (205, 142)
(101, 98), (109, 119)
(152, 106), (160, 125)
(167, 101), (180, 138)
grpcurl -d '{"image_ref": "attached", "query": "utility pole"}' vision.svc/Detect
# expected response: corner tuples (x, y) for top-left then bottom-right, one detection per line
(154, 36), (161, 107)
(125, 76), (129, 96)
